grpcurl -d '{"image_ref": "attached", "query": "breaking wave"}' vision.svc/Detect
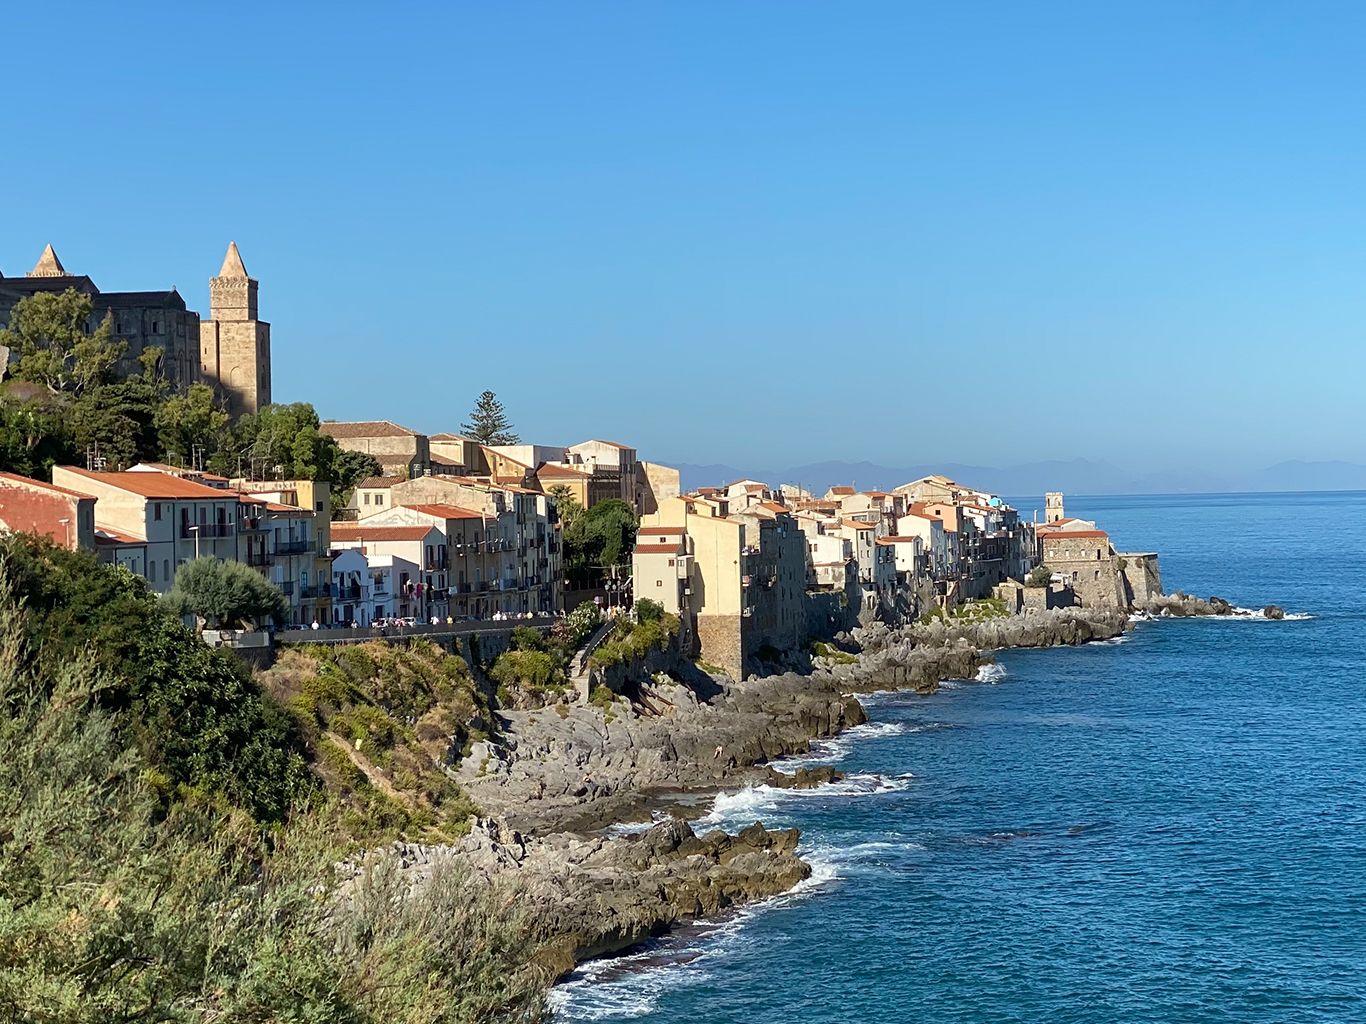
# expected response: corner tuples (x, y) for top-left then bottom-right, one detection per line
(694, 773), (914, 831)
(774, 720), (908, 770)
(975, 662), (1008, 684)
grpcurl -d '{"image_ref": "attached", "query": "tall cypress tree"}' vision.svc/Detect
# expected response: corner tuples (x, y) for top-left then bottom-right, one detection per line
(461, 390), (519, 444)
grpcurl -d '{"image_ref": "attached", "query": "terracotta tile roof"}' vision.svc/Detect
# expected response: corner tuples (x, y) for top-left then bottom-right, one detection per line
(633, 543), (683, 555)
(842, 519), (876, 531)
(641, 526), (685, 535)
(876, 535), (919, 545)
(330, 524), (438, 542)
(430, 432), (472, 442)
(94, 526), (144, 545)
(357, 476), (402, 489)
(429, 453), (462, 466)
(319, 420), (420, 439)
(0, 472), (94, 500)
(828, 486), (855, 495)
(535, 463), (592, 478)
(1043, 529), (1109, 539)
(55, 466), (234, 500)
(400, 503), (485, 520)
(579, 439), (632, 449)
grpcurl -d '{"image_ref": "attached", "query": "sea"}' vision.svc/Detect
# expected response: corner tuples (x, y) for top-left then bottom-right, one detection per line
(552, 491), (1366, 1024)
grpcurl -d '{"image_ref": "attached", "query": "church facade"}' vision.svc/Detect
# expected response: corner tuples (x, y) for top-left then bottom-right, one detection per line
(0, 242), (271, 418)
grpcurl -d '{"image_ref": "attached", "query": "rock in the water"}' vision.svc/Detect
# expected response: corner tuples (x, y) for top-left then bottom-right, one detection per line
(1208, 596), (1233, 615)
(1264, 605), (1285, 620)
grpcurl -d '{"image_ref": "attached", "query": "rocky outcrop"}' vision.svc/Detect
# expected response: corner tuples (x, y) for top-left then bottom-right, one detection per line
(1142, 591), (1270, 618)
(854, 606), (1130, 654)
(351, 816), (810, 980)
(460, 669), (867, 833)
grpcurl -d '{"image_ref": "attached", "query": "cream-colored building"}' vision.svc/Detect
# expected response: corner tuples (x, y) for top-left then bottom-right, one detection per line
(636, 495), (807, 680)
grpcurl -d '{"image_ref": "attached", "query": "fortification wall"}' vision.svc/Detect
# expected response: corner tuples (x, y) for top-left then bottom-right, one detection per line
(1119, 553), (1163, 605)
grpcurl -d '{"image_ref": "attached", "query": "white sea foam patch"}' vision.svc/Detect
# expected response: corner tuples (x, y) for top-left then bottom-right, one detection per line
(773, 720), (908, 771)
(549, 906), (762, 1020)
(975, 662), (1008, 684)
(1226, 606), (1314, 620)
(693, 773), (914, 830)
(605, 812), (671, 837)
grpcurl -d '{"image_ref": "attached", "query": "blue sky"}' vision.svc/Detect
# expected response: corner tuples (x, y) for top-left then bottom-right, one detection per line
(2, 2), (1364, 474)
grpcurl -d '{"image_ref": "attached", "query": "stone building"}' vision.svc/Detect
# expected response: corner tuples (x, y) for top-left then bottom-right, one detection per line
(199, 243), (272, 418)
(320, 420), (431, 479)
(1, 242), (274, 417)
(0, 245), (202, 390)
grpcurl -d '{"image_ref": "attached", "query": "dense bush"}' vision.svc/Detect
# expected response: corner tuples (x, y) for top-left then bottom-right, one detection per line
(589, 613), (680, 669)
(1026, 564), (1053, 588)
(0, 534), (312, 823)
(634, 598), (663, 623)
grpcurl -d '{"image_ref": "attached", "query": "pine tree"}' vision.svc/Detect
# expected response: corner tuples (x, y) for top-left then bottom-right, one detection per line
(461, 390), (519, 445)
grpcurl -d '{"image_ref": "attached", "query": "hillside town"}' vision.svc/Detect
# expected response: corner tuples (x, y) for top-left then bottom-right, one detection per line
(0, 243), (1162, 680)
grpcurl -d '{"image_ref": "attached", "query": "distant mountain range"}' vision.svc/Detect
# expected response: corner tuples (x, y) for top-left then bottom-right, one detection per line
(669, 458), (1366, 499)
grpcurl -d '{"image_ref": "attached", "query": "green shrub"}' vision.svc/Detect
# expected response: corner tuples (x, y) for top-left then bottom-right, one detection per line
(509, 625), (544, 652)
(634, 598), (663, 623)
(1026, 564), (1053, 588)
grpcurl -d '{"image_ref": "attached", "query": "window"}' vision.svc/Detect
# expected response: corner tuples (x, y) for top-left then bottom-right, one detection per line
(316, 501), (323, 512)
(376, 494), (384, 506)
(363, 493), (371, 505)
(154, 502), (162, 521)
(164, 559), (170, 580)
(149, 561), (156, 582)
(152, 321), (159, 334)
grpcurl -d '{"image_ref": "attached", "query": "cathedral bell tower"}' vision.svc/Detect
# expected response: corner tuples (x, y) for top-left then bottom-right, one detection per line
(199, 242), (271, 418)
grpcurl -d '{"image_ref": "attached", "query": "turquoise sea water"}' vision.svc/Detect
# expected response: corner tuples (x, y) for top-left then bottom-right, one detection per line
(553, 492), (1366, 1023)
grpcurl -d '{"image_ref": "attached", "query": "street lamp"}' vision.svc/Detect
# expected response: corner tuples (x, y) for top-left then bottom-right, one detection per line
(58, 518), (70, 550)
(187, 525), (201, 559)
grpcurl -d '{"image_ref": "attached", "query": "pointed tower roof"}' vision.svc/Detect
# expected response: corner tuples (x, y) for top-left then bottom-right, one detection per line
(218, 241), (249, 279)
(28, 244), (67, 278)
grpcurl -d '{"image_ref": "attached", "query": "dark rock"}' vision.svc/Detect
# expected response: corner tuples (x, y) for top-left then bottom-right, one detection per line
(1209, 596), (1233, 615)
(1264, 605), (1285, 620)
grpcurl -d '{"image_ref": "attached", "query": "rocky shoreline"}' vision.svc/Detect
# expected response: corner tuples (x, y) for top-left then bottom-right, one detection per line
(392, 604), (1152, 978)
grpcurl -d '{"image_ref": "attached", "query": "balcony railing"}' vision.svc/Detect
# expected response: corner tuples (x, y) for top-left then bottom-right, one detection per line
(337, 584), (363, 601)
(299, 583), (337, 599)
(279, 581), (295, 596)
(274, 539), (311, 555)
(247, 551), (273, 567)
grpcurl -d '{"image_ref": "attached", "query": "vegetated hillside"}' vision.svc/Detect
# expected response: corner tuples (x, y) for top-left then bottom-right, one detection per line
(259, 642), (489, 843)
(0, 535), (547, 1023)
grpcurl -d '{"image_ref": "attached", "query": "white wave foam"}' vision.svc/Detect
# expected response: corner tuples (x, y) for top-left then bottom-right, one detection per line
(605, 812), (671, 837)
(773, 720), (908, 770)
(975, 662), (1008, 683)
(694, 773), (913, 830)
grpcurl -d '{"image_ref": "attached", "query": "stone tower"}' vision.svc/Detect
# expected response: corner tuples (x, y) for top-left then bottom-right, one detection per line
(1045, 492), (1065, 524)
(199, 242), (271, 419)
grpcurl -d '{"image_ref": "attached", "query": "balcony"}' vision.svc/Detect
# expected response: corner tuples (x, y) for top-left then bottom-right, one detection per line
(279, 581), (295, 596)
(247, 551), (272, 567)
(299, 583), (337, 600)
(274, 539), (311, 555)
(337, 584), (363, 601)
(182, 523), (233, 539)
(457, 582), (472, 593)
